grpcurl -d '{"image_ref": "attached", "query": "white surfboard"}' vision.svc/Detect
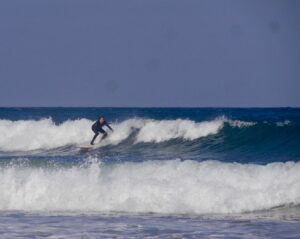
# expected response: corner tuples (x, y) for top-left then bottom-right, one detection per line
(77, 144), (95, 149)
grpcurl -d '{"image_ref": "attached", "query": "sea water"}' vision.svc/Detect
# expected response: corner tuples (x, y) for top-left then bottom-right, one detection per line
(0, 107), (299, 238)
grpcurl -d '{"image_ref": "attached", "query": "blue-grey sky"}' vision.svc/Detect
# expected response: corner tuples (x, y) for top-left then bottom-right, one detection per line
(0, 0), (300, 107)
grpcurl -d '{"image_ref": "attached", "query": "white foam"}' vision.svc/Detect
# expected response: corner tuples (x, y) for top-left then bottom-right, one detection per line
(0, 159), (299, 214)
(0, 118), (224, 151)
(0, 118), (93, 151)
(227, 119), (256, 128)
(217, 116), (256, 128)
(135, 119), (223, 143)
(276, 120), (291, 127)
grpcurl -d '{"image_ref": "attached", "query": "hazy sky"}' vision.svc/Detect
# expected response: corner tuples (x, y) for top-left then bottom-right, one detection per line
(0, 0), (300, 107)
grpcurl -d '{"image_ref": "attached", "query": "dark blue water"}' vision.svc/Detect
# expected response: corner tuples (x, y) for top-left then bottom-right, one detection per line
(0, 108), (300, 238)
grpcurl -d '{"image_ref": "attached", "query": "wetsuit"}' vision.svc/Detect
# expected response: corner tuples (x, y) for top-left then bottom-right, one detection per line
(90, 120), (113, 145)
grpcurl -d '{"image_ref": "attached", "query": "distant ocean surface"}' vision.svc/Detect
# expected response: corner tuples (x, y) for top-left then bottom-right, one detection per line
(0, 107), (300, 238)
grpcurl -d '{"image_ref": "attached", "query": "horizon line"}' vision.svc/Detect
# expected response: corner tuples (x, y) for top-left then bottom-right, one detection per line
(0, 106), (299, 109)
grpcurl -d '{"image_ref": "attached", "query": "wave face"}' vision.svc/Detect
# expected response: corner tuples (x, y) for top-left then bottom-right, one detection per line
(0, 159), (299, 214)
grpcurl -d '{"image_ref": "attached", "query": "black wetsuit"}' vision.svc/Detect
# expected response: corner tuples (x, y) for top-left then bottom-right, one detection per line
(90, 120), (113, 145)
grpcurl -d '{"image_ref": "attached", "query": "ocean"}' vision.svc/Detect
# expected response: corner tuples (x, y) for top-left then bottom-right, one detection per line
(0, 107), (300, 238)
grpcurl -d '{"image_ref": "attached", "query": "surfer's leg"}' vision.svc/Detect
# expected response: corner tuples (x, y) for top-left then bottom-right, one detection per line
(100, 131), (108, 141)
(90, 132), (99, 145)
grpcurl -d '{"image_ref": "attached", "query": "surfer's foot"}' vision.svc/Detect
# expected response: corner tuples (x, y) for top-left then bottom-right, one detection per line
(90, 142), (94, 145)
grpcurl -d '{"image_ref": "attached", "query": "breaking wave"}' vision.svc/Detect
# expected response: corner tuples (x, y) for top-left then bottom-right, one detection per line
(0, 117), (247, 152)
(0, 159), (299, 214)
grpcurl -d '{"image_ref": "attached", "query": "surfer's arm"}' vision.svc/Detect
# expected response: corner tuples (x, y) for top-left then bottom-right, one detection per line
(105, 122), (113, 131)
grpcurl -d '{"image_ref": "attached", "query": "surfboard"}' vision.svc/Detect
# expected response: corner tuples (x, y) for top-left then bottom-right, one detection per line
(77, 144), (95, 149)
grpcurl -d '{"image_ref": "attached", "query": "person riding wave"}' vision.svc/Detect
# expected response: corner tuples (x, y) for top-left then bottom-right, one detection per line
(90, 116), (113, 145)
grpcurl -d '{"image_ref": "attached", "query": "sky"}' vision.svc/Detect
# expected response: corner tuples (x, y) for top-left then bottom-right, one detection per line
(0, 0), (300, 107)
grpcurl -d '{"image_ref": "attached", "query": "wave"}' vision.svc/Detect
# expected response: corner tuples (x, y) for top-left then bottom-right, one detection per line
(0, 159), (299, 214)
(0, 117), (235, 152)
(0, 117), (298, 157)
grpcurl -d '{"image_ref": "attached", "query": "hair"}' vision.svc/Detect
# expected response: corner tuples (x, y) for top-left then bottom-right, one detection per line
(98, 116), (104, 121)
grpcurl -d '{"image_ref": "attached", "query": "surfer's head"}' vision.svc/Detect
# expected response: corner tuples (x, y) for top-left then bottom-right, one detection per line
(98, 116), (105, 123)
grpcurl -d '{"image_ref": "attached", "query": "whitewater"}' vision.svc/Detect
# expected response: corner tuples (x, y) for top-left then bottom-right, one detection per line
(1, 159), (300, 214)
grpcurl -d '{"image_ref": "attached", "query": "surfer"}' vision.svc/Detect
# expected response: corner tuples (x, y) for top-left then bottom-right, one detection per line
(90, 116), (113, 145)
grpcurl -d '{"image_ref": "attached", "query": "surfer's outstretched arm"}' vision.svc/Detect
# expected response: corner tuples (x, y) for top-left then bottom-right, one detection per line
(105, 121), (113, 131)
